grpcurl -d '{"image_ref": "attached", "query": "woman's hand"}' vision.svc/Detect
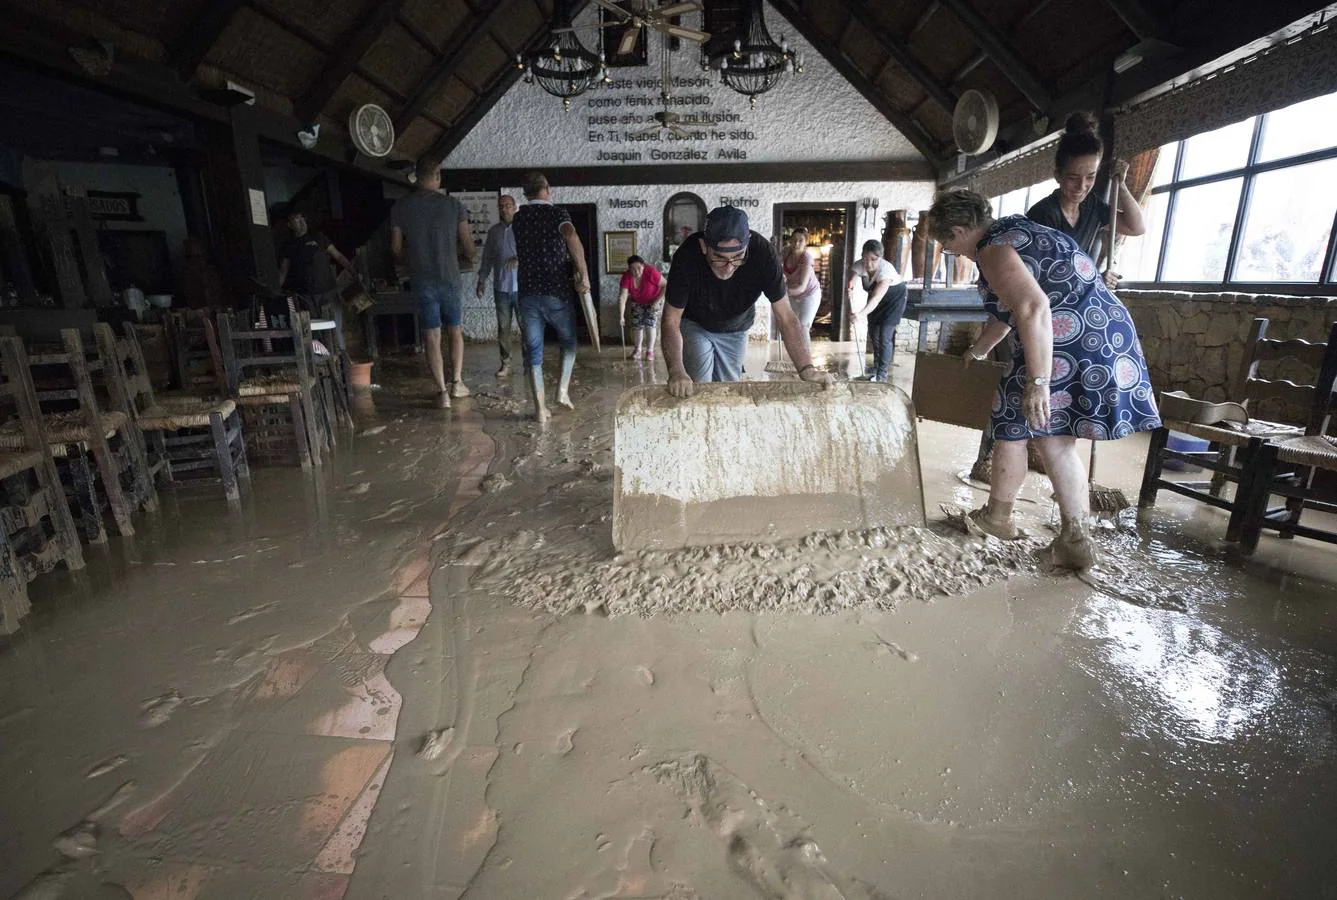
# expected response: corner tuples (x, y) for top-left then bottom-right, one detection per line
(964, 345), (988, 368)
(1110, 158), (1129, 181)
(1022, 381), (1051, 431)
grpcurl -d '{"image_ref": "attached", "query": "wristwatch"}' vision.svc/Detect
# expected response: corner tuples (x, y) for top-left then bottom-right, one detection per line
(1029, 376), (1050, 386)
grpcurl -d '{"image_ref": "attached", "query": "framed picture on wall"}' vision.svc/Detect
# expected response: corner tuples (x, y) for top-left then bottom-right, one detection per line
(604, 230), (637, 273)
(450, 190), (500, 272)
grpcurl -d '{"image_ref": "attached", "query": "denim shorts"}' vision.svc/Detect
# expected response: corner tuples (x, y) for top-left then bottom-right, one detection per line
(415, 279), (462, 329)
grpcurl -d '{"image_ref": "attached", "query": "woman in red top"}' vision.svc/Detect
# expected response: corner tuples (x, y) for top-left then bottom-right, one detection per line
(782, 227), (821, 348)
(618, 255), (666, 361)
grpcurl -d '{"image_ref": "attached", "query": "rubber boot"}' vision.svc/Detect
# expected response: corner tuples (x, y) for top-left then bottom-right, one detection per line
(1047, 518), (1096, 570)
(556, 350), (575, 409)
(527, 365), (550, 422)
(964, 498), (1019, 541)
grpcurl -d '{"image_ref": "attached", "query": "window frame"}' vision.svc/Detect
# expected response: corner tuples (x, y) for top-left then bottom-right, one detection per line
(1120, 100), (1337, 294)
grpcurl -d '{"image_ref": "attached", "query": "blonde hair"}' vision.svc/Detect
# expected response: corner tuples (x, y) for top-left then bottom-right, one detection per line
(926, 189), (993, 244)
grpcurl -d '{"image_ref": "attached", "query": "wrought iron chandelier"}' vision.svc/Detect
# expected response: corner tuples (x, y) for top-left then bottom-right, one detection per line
(704, 0), (804, 106)
(517, 0), (606, 110)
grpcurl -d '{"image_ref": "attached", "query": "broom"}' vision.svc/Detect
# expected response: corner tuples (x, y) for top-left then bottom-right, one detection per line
(1088, 167), (1131, 516)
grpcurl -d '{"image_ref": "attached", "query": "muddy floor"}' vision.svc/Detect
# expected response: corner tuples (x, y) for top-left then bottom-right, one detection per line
(2, 344), (1335, 899)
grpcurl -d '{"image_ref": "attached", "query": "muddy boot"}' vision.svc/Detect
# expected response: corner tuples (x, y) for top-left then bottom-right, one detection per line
(1047, 519), (1096, 571)
(963, 499), (1018, 540)
(556, 350), (575, 410)
(527, 365), (550, 422)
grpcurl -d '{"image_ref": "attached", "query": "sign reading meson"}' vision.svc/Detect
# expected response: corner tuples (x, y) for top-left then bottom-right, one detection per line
(84, 191), (143, 222)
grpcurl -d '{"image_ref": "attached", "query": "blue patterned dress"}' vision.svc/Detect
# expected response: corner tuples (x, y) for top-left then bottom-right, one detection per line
(977, 215), (1162, 442)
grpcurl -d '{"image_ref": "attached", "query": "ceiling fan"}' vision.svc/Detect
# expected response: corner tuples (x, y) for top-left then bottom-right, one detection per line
(633, 110), (697, 139)
(556, 0), (709, 58)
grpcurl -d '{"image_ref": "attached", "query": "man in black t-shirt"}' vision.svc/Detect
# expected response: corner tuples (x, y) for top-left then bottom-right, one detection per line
(663, 206), (833, 398)
(278, 210), (360, 315)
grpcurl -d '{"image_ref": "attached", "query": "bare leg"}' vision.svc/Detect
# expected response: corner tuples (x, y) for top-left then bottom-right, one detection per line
(646, 325), (656, 359)
(965, 438), (1027, 540)
(424, 327), (446, 393)
(1033, 435), (1096, 569)
(448, 325), (469, 396)
(631, 327), (643, 358)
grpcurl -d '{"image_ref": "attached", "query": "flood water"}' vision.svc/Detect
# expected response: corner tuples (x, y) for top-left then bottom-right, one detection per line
(2, 344), (1335, 899)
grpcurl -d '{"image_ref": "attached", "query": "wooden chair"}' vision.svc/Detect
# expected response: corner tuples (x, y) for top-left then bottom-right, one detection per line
(0, 329), (156, 543)
(0, 337), (85, 634)
(1139, 317), (1328, 541)
(164, 310), (227, 397)
(218, 310), (324, 469)
(1235, 321), (1337, 553)
(94, 323), (250, 503)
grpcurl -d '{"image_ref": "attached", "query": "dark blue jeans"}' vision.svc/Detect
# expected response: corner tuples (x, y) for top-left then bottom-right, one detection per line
(866, 282), (908, 380)
(519, 294), (577, 367)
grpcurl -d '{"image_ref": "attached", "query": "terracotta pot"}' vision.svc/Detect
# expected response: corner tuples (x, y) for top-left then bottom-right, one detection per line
(911, 211), (942, 281)
(882, 209), (910, 276)
(349, 361), (374, 389)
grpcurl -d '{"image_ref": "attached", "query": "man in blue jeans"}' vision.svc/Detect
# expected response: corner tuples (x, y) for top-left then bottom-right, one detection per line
(475, 193), (519, 378)
(511, 171), (591, 421)
(663, 206), (833, 398)
(390, 156), (475, 408)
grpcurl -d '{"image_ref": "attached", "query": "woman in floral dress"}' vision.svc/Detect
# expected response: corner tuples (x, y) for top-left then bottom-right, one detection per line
(928, 189), (1161, 570)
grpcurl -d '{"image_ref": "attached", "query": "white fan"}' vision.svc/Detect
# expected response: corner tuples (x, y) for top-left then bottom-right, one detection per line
(557, 0), (709, 57)
(952, 89), (1000, 155)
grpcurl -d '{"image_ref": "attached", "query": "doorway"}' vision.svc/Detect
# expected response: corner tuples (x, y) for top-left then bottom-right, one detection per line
(560, 203), (600, 344)
(772, 202), (857, 342)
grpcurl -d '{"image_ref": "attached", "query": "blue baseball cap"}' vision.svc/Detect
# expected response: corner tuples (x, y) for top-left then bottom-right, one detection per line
(704, 206), (750, 252)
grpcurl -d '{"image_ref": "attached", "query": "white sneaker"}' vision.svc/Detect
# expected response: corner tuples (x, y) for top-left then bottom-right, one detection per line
(496, 363), (510, 378)
(451, 381), (471, 399)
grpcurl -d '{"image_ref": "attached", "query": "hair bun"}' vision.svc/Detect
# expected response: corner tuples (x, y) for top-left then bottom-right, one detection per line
(1064, 111), (1099, 135)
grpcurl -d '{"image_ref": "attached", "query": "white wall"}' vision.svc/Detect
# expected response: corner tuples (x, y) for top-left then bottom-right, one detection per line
(444, 2), (921, 169)
(459, 178), (935, 340)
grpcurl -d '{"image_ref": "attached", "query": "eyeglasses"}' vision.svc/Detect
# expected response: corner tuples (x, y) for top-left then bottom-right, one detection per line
(707, 248), (748, 269)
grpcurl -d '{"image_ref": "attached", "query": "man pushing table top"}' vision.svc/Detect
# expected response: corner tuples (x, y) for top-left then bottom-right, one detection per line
(662, 206), (835, 397)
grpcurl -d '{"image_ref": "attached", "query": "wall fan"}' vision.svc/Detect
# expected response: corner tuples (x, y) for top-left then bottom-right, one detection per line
(952, 89), (1000, 155)
(556, 1), (710, 57)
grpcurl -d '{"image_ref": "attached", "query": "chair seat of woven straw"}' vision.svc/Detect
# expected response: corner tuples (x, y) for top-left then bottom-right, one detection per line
(1272, 434), (1337, 469)
(138, 398), (237, 430)
(0, 449), (43, 480)
(0, 411), (127, 450)
(1172, 419), (1303, 447)
(237, 371), (311, 399)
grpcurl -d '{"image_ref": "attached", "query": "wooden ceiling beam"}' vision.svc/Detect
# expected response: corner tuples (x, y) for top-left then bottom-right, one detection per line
(170, 0), (247, 81)
(395, 14), (442, 58)
(839, 0), (957, 113)
(770, 0), (944, 162)
(296, 0), (413, 122)
(908, 2), (940, 42)
(1100, 0), (1171, 41)
(937, 0), (1053, 110)
(394, 0), (527, 136)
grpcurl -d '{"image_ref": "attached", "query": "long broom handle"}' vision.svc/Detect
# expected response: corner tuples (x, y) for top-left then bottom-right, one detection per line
(1089, 168), (1124, 486)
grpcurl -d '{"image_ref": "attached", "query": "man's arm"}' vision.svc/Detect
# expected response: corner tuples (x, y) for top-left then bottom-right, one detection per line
(558, 222), (589, 292)
(390, 226), (404, 265)
(325, 243), (359, 279)
(277, 257), (290, 289)
(475, 230), (495, 297)
(662, 302), (692, 398)
(457, 219), (475, 268)
(774, 298), (833, 387)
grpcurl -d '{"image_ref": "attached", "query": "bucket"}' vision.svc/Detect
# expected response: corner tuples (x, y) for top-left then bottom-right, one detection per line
(349, 361), (374, 389)
(1165, 432), (1210, 471)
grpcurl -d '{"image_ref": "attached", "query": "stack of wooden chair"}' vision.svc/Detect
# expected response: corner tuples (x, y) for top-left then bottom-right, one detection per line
(0, 328), (157, 543)
(94, 323), (250, 504)
(0, 336), (84, 634)
(218, 310), (327, 468)
(164, 310), (227, 398)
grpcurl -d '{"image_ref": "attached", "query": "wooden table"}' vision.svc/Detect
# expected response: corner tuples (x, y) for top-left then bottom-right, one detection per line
(361, 292), (422, 359)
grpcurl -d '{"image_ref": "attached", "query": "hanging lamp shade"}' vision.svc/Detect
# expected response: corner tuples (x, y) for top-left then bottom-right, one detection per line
(518, 0), (605, 110)
(707, 0), (802, 105)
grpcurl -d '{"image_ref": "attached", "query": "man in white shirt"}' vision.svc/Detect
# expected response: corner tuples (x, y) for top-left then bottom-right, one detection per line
(846, 239), (908, 383)
(475, 194), (519, 378)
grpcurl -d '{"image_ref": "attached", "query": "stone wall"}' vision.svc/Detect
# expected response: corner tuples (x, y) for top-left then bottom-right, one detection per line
(1122, 290), (1337, 419)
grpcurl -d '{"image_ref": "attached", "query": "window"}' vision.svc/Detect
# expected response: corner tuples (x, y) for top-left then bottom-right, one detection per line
(1120, 88), (1337, 291)
(989, 179), (1054, 221)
